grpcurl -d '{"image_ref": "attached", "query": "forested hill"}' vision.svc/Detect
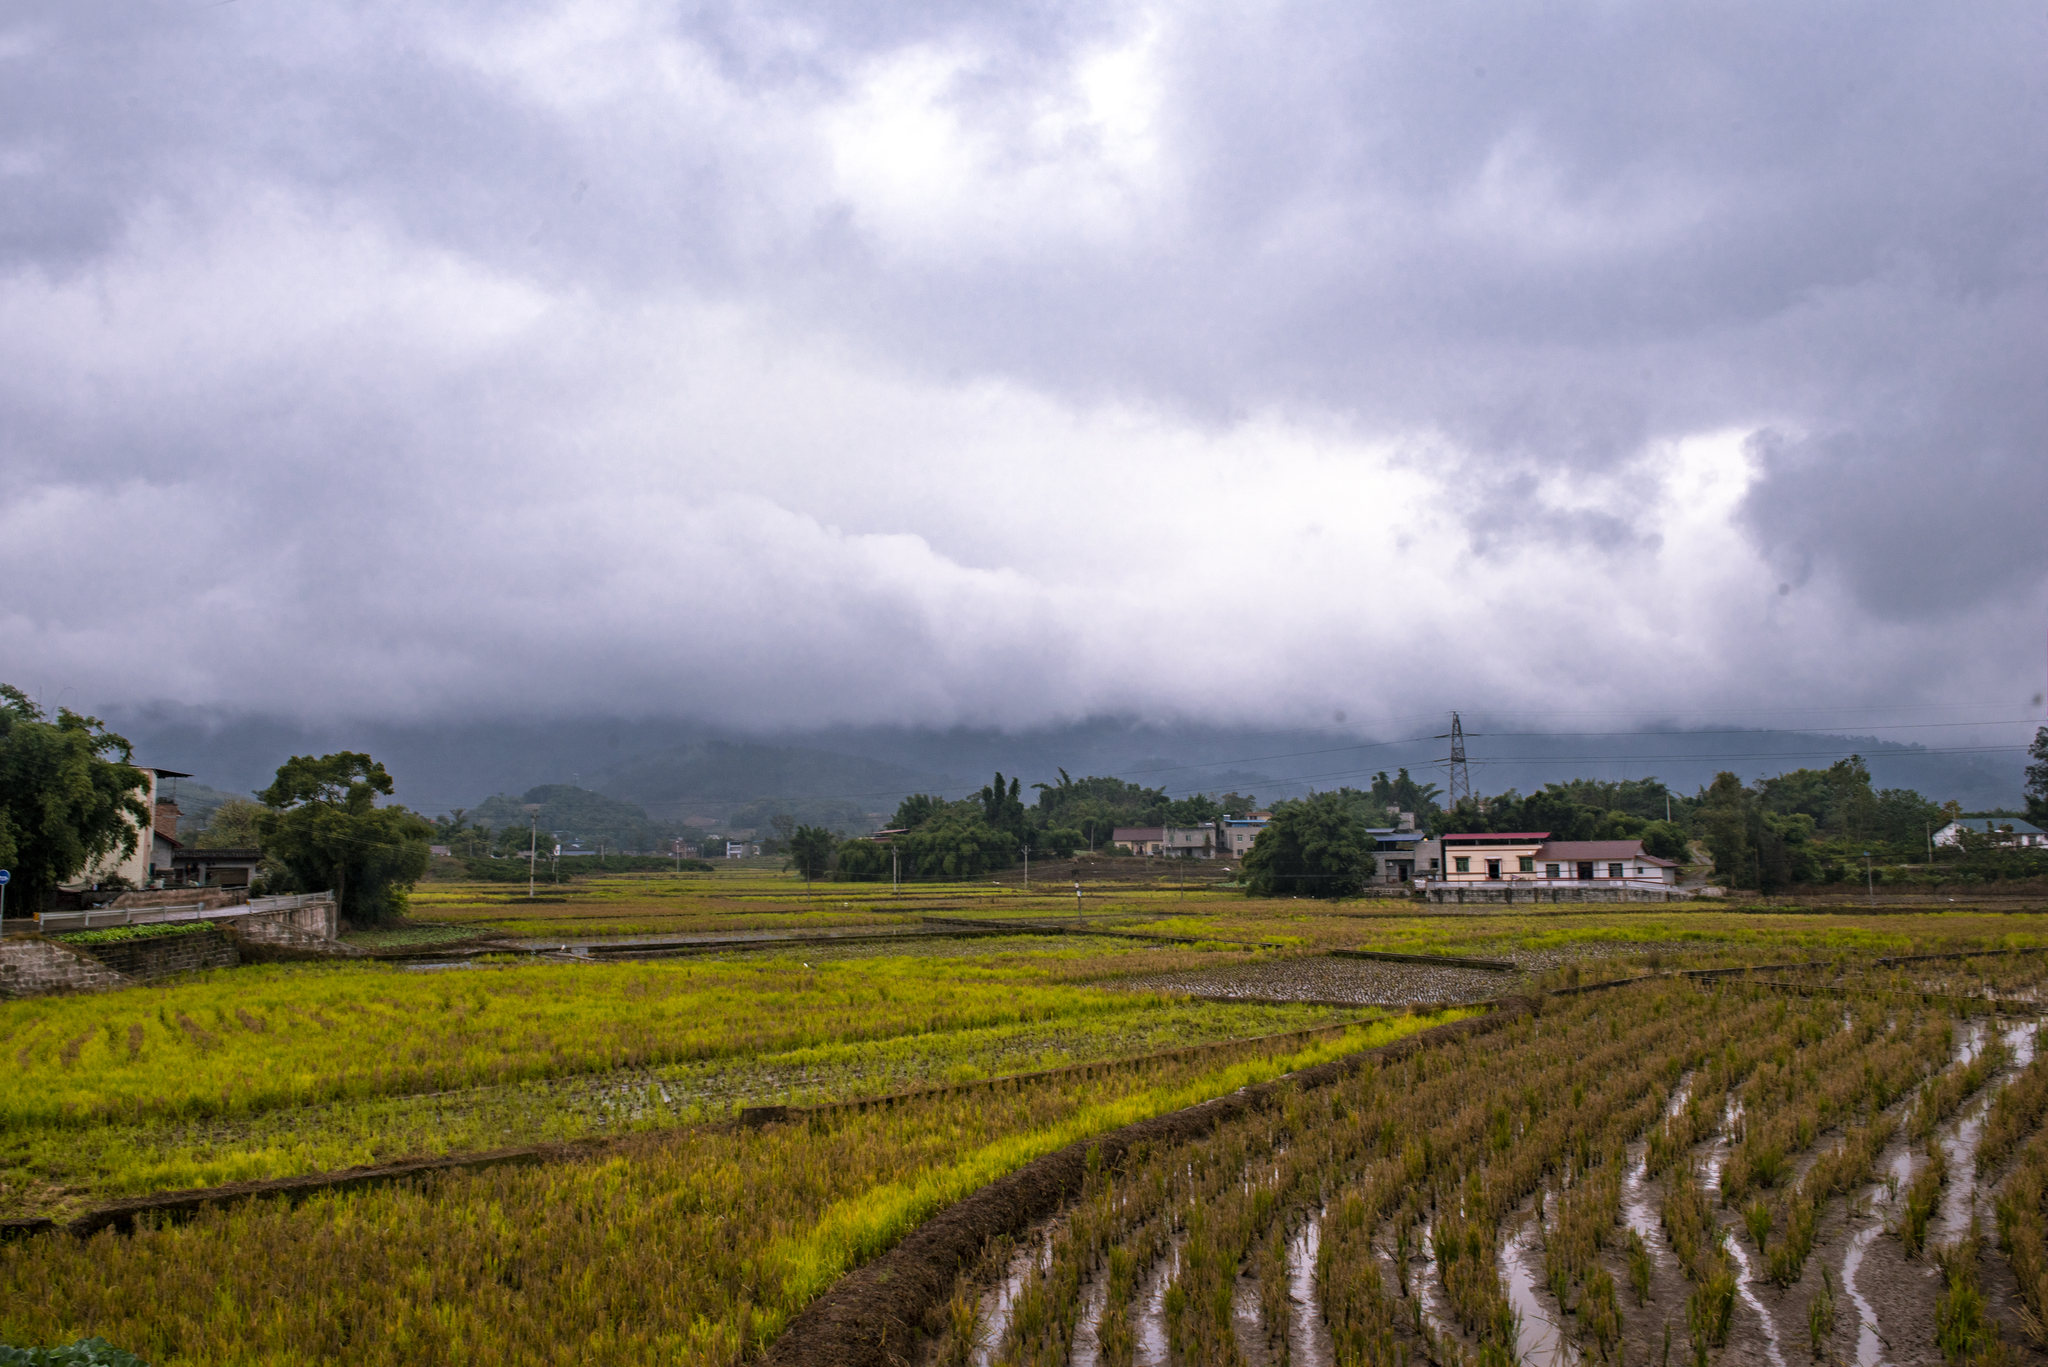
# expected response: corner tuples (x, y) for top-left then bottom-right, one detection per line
(108, 708), (2030, 820)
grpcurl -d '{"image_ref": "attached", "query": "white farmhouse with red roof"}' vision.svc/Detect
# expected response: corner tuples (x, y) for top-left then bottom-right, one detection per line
(1435, 831), (1679, 887)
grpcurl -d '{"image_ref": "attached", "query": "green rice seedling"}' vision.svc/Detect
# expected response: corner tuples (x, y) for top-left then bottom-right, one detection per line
(1933, 1235), (2009, 1367)
(1979, 1047), (2048, 1175)
(1809, 1268), (1836, 1358)
(938, 1275), (980, 1367)
(1626, 1228), (1654, 1306)
(1902, 1149), (1947, 1258)
(1743, 1199), (1772, 1252)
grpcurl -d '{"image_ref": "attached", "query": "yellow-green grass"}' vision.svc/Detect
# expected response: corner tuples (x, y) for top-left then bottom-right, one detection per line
(2, 991), (1362, 1215)
(1110, 905), (2048, 959)
(1, 950), (1300, 1131)
(0, 1010), (1459, 1367)
(406, 869), (1253, 939)
(408, 869), (1072, 939)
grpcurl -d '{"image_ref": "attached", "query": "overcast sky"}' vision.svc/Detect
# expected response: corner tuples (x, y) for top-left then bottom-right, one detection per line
(4, 1), (2045, 741)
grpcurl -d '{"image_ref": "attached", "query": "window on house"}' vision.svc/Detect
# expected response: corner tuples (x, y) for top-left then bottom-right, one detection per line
(1518, 856), (1535, 873)
(1608, 863), (1624, 879)
(1454, 856), (1470, 873)
(1546, 863), (1560, 878)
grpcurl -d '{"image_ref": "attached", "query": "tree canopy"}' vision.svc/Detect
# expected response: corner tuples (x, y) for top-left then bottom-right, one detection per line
(1241, 792), (1376, 898)
(787, 824), (837, 882)
(257, 752), (432, 926)
(194, 797), (267, 850)
(0, 685), (152, 910)
(469, 784), (659, 852)
(2027, 726), (2048, 829)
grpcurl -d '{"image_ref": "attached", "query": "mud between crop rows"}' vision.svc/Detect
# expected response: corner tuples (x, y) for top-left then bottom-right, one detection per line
(760, 1003), (1526, 1367)
(845, 999), (2048, 1367)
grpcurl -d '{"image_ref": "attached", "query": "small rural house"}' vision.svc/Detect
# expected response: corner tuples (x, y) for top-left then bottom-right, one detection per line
(1367, 818), (1427, 884)
(1933, 817), (2047, 849)
(1435, 832), (1679, 886)
(1220, 814), (1271, 858)
(1113, 824), (1219, 858)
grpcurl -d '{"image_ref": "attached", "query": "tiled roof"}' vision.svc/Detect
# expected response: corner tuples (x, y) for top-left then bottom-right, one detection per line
(1948, 817), (2046, 835)
(1537, 840), (1678, 866)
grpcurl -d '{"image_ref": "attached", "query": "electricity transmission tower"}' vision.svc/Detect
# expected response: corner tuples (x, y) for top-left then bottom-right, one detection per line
(1440, 711), (1472, 809)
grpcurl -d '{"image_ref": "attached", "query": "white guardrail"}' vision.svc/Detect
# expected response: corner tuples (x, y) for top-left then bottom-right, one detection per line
(35, 892), (333, 933)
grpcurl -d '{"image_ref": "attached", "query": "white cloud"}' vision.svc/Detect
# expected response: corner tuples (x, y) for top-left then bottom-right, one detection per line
(2, 0), (2044, 736)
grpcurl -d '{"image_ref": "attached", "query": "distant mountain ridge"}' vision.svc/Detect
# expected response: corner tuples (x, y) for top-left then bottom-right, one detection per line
(588, 741), (937, 823)
(106, 706), (2032, 821)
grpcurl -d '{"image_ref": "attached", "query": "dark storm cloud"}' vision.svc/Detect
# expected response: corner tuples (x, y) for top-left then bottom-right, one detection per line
(2, 1), (2044, 728)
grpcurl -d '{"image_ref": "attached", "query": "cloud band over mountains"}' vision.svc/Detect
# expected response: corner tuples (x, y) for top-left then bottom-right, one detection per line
(4, 2), (2044, 732)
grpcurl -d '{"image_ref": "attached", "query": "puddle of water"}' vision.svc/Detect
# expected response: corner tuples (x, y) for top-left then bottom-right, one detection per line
(1723, 1231), (1789, 1367)
(1069, 1264), (1111, 1367)
(1933, 1090), (1993, 1242)
(1841, 1221), (1887, 1367)
(1290, 1214), (1336, 1367)
(2003, 1019), (2038, 1067)
(1413, 1219), (1464, 1348)
(1701, 1100), (1740, 1192)
(1623, 1138), (1661, 1243)
(972, 1238), (1044, 1367)
(1133, 1236), (1184, 1367)
(1955, 1021), (1988, 1065)
(1233, 1277), (1268, 1366)
(1499, 1214), (1577, 1367)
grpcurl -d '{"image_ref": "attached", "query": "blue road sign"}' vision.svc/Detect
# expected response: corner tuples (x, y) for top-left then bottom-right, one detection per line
(0, 869), (10, 884)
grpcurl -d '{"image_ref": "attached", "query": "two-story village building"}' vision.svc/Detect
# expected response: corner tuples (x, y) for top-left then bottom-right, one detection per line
(1434, 832), (1679, 887)
(1113, 824), (1219, 858)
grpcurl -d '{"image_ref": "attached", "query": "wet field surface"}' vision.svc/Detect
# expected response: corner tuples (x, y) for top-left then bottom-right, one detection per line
(924, 996), (2048, 1367)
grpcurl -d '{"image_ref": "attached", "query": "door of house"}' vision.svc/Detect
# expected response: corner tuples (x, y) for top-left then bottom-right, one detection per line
(1576, 861), (1595, 880)
(1486, 859), (1502, 880)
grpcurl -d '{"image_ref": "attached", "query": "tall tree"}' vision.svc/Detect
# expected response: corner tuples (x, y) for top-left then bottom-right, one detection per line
(889, 793), (948, 830)
(788, 824), (837, 884)
(0, 685), (151, 911)
(195, 797), (267, 850)
(257, 752), (432, 927)
(1242, 792), (1376, 898)
(2027, 726), (2048, 829)
(978, 772), (1028, 836)
(1695, 770), (1819, 892)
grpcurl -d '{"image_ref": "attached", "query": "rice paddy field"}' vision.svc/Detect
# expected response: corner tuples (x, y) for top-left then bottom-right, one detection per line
(7, 868), (2048, 1365)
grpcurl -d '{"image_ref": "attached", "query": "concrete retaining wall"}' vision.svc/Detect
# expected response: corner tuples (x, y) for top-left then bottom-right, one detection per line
(260, 896), (339, 939)
(1, 894), (346, 997)
(78, 926), (240, 979)
(0, 938), (133, 998)
(225, 911), (363, 962)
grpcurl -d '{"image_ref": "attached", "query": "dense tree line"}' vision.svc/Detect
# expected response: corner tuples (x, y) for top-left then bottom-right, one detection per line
(1446, 753), (2046, 893)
